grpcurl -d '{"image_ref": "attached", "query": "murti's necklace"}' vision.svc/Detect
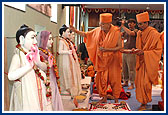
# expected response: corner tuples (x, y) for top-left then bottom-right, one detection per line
(69, 40), (80, 62)
(38, 47), (61, 93)
(16, 44), (52, 101)
(63, 37), (76, 61)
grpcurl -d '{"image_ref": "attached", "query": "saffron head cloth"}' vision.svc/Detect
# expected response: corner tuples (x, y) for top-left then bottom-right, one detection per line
(100, 13), (112, 23)
(136, 12), (150, 23)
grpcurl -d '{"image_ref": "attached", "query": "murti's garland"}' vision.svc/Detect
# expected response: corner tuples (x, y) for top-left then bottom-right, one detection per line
(69, 39), (80, 63)
(63, 37), (76, 61)
(39, 47), (61, 93)
(16, 44), (52, 101)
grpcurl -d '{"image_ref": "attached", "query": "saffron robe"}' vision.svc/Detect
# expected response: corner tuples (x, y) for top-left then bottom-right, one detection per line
(160, 31), (164, 103)
(135, 26), (162, 104)
(85, 25), (122, 98)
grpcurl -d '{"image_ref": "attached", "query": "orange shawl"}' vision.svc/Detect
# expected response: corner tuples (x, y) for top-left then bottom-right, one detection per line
(85, 25), (120, 71)
(136, 26), (162, 85)
(160, 31), (164, 101)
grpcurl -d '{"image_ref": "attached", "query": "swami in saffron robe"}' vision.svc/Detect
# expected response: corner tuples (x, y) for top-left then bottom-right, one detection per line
(84, 25), (122, 98)
(135, 26), (162, 104)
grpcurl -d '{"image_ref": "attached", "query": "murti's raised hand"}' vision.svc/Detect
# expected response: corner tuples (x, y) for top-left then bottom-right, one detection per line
(26, 44), (41, 67)
(30, 44), (41, 63)
(31, 44), (38, 58)
(26, 52), (35, 67)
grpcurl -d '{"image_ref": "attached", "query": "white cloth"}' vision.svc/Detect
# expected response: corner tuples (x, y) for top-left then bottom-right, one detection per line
(49, 67), (64, 111)
(58, 38), (72, 94)
(58, 38), (82, 97)
(69, 42), (82, 96)
(8, 49), (52, 111)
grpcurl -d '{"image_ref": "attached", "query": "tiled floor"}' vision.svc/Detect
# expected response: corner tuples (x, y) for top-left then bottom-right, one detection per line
(121, 85), (162, 111)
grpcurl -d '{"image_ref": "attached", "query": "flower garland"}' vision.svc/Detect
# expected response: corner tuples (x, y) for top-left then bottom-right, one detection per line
(35, 64), (52, 101)
(16, 44), (52, 101)
(69, 40), (81, 63)
(16, 44), (27, 55)
(63, 37), (76, 61)
(39, 47), (61, 93)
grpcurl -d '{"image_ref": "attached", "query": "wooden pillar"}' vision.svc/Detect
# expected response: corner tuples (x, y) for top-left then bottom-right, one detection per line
(4, 37), (10, 111)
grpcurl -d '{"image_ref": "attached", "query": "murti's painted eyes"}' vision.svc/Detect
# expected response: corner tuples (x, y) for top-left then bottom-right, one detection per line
(31, 35), (36, 39)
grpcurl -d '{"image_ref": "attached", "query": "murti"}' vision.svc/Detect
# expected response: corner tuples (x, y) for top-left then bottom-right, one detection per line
(39, 47), (61, 93)
(16, 44), (52, 101)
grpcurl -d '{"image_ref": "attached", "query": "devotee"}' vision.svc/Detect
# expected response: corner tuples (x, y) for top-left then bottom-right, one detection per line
(120, 19), (138, 89)
(78, 42), (89, 65)
(134, 12), (162, 110)
(37, 31), (64, 111)
(8, 24), (52, 111)
(70, 13), (122, 103)
(58, 24), (82, 98)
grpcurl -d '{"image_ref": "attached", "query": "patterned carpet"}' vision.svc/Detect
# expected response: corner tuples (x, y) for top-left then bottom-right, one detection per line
(89, 83), (162, 111)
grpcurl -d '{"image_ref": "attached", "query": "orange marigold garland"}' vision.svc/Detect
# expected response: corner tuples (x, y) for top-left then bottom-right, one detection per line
(63, 38), (76, 61)
(16, 44), (27, 55)
(39, 47), (61, 93)
(16, 44), (52, 101)
(69, 40), (81, 62)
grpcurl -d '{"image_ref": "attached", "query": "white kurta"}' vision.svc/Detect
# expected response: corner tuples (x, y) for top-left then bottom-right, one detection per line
(8, 49), (52, 111)
(58, 38), (81, 97)
(58, 38), (72, 94)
